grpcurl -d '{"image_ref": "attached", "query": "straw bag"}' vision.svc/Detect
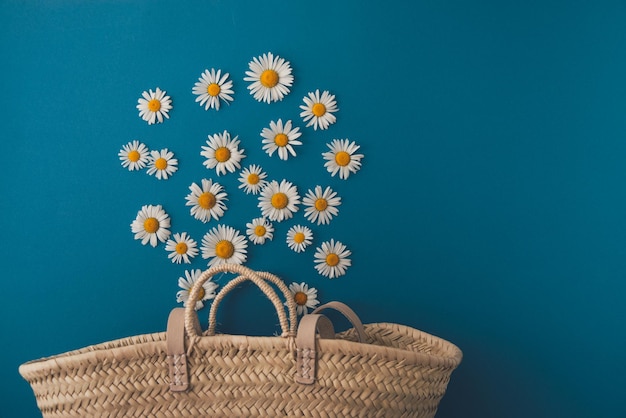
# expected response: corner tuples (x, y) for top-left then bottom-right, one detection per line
(19, 264), (462, 417)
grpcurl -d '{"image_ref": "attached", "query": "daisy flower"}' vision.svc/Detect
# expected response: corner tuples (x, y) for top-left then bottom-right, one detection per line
(192, 68), (234, 111)
(238, 164), (268, 195)
(286, 225), (313, 253)
(185, 179), (228, 223)
(258, 179), (300, 222)
(176, 269), (218, 310)
(118, 140), (149, 171)
(287, 282), (320, 316)
(201, 130), (246, 176)
(165, 232), (199, 264)
(136, 87), (172, 125)
(322, 139), (364, 180)
(314, 239), (352, 279)
(299, 89), (338, 130)
(147, 148), (178, 180)
(243, 52), (294, 103)
(261, 119), (302, 161)
(302, 186), (342, 225)
(130, 204), (171, 247)
(201, 224), (248, 267)
(246, 217), (274, 245)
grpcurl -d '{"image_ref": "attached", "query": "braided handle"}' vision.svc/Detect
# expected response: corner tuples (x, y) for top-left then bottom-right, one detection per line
(184, 264), (296, 338)
(207, 270), (297, 337)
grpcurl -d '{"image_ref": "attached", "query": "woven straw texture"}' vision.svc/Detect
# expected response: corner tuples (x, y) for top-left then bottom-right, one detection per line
(19, 265), (462, 418)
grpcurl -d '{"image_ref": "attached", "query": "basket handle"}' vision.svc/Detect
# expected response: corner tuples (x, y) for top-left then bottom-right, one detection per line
(311, 301), (367, 343)
(184, 264), (297, 339)
(295, 314), (335, 385)
(205, 269), (298, 337)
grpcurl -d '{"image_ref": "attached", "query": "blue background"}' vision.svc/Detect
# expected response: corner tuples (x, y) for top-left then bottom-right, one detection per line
(2, 1), (626, 417)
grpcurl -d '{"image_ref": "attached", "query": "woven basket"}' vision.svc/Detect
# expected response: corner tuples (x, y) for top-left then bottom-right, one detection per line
(19, 264), (462, 418)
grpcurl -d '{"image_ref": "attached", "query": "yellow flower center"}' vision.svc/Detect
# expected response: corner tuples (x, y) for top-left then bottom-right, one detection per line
(271, 192), (288, 209)
(215, 240), (235, 259)
(274, 133), (288, 147)
(175, 242), (188, 255)
(128, 150), (140, 162)
(215, 147), (231, 163)
(314, 198), (328, 211)
(207, 83), (221, 97)
(197, 287), (206, 300)
(247, 173), (260, 185)
(293, 232), (305, 244)
(325, 253), (340, 267)
(335, 151), (351, 167)
(148, 99), (161, 112)
(312, 103), (326, 117)
(294, 291), (308, 306)
(155, 157), (168, 170)
(143, 217), (159, 233)
(260, 69), (279, 88)
(198, 192), (216, 210)
(254, 225), (267, 237)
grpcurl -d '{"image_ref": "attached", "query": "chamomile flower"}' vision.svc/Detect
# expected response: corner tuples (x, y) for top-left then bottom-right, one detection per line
(176, 269), (218, 310)
(286, 225), (313, 253)
(243, 52), (294, 103)
(185, 179), (228, 223)
(287, 282), (320, 315)
(322, 139), (364, 180)
(165, 232), (199, 264)
(258, 179), (300, 222)
(314, 239), (352, 279)
(201, 224), (248, 267)
(201, 130), (246, 176)
(238, 164), (268, 195)
(261, 119), (302, 160)
(130, 204), (171, 247)
(299, 89), (338, 130)
(302, 186), (341, 225)
(118, 140), (149, 171)
(136, 87), (172, 125)
(192, 68), (234, 111)
(246, 217), (274, 245)
(147, 148), (178, 180)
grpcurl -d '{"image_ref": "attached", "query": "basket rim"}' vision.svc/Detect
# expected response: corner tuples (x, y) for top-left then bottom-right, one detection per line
(19, 321), (462, 381)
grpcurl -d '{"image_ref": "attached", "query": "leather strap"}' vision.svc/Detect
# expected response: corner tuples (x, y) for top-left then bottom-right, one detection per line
(312, 301), (367, 343)
(167, 308), (200, 392)
(295, 314), (335, 385)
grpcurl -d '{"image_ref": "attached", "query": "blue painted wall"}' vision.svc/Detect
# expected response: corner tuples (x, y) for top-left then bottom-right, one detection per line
(2, 1), (626, 417)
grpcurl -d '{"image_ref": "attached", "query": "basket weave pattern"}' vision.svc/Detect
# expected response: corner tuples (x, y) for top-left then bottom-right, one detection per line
(20, 265), (462, 418)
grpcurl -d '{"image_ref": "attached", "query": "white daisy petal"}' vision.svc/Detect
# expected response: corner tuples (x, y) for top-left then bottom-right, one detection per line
(176, 269), (218, 310)
(299, 89), (338, 131)
(286, 282), (320, 315)
(238, 164), (268, 194)
(136, 88), (172, 125)
(258, 179), (300, 222)
(322, 139), (364, 180)
(260, 119), (303, 161)
(302, 186), (341, 225)
(165, 232), (199, 264)
(185, 179), (228, 223)
(286, 225), (313, 253)
(130, 204), (171, 248)
(246, 217), (274, 245)
(201, 130), (246, 176)
(200, 225), (248, 267)
(243, 52), (294, 103)
(192, 68), (235, 111)
(314, 239), (352, 278)
(146, 148), (178, 180)
(118, 140), (149, 171)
